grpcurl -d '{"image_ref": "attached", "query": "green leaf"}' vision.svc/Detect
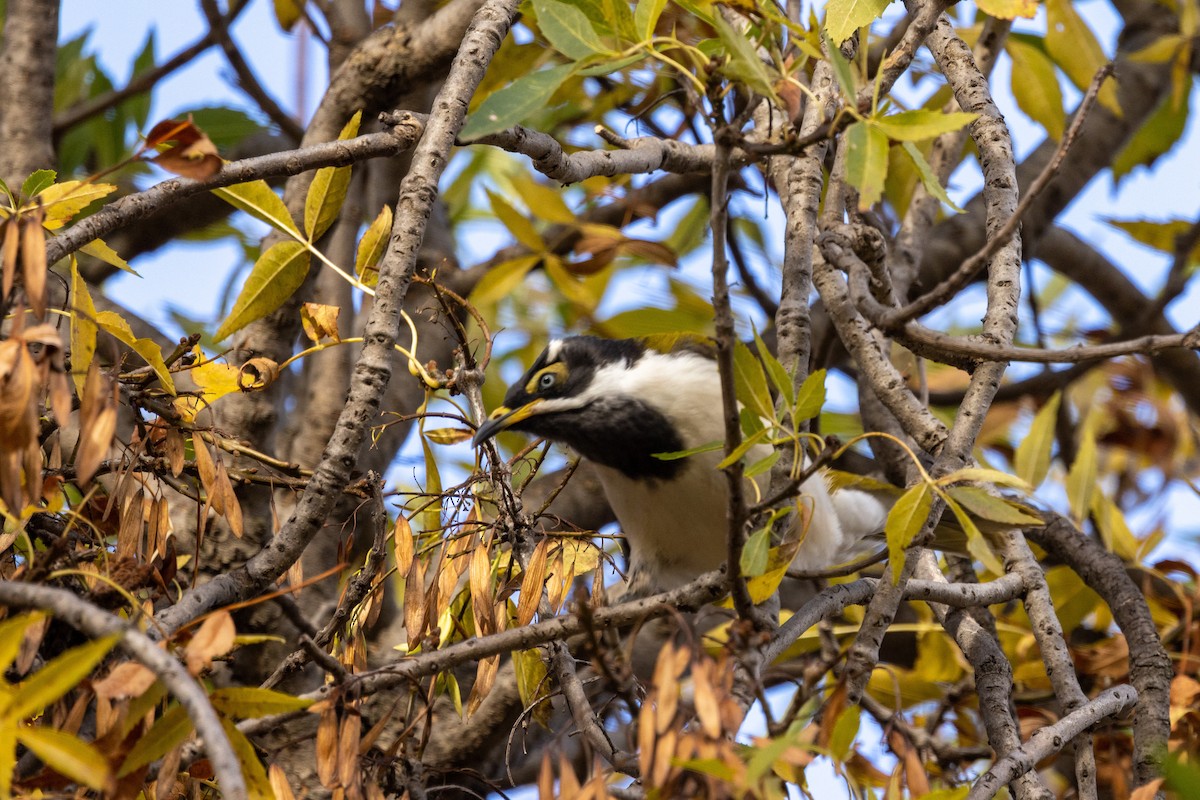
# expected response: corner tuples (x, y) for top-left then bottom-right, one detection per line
(732, 339), (773, 420)
(717, 426), (771, 470)
(946, 486), (1043, 526)
(95, 310), (177, 394)
(21, 169), (56, 199)
(939, 467), (1030, 490)
(1065, 412), (1099, 525)
(653, 440), (723, 461)
(792, 368), (827, 422)
(1112, 75), (1190, 182)
(886, 484), (932, 583)
(17, 725), (111, 790)
(872, 110), (978, 142)
(459, 64), (577, 140)
(208, 687), (313, 719)
(828, 705), (861, 760)
(214, 240), (310, 341)
(845, 121), (889, 210)
(943, 495), (1006, 575)
(1006, 39), (1065, 140)
(213, 180), (302, 239)
(11, 635), (120, 720)
(713, 14), (779, 101)
(305, 110), (361, 241)
(1014, 390), (1061, 487)
(1105, 217), (1200, 257)
(898, 141), (964, 212)
(121, 33), (156, 130)
(174, 105), (265, 150)
(534, 0), (611, 59)
(1045, 0), (1120, 116)
(754, 328), (793, 406)
(634, 0), (668, 39)
(741, 526), (771, 576)
(824, 0), (889, 45)
(355, 204), (393, 288)
(274, 0), (303, 30)
(118, 703), (193, 776)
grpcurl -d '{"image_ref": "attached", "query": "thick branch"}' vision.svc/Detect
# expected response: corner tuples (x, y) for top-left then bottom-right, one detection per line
(0, 581), (247, 800)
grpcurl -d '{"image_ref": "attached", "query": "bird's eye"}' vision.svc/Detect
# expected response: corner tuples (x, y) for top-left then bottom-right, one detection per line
(538, 372), (557, 390)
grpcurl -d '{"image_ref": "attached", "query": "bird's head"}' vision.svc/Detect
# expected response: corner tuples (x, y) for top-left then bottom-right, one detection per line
(473, 335), (721, 480)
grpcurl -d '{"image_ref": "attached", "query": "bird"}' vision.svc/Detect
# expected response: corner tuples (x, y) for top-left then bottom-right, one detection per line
(472, 335), (892, 594)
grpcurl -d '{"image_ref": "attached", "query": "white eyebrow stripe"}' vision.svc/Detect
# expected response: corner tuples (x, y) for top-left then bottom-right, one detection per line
(545, 339), (565, 362)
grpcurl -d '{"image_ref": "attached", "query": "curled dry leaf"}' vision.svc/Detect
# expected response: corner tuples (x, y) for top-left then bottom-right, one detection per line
(316, 706), (338, 788)
(76, 361), (118, 485)
(145, 117), (223, 180)
(184, 609), (236, 676)
(268, 763), (298, 800)
(300, 302), (341, 343)
(238, 356), (281, 391)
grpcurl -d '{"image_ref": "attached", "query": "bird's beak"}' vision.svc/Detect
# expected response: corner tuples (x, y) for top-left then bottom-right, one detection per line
(472, 400), (543, 446)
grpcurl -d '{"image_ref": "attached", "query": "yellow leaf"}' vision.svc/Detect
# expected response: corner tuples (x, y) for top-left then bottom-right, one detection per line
(300, 302), (341, 343)
(79, 237), (138, 275)
(886, 484), (932, 582)
(35, 181), (119, 230)
(174, 349), (240, 421)
(355, 204), (392, 287)
(221, 720), (275, 800)
(1014, 391), (1061, 487)
(1045, 0), (1120, 116)
(214, 240), (310, 341)
(95, 310), (177, 394)
(185, 611), (236, 675)
(487, 189), (544, 251)
(213, 180), (302, 239)
(1090, 490), (1140, 561)
(11, 634), (120, 720)
(0, 613), (43, 675)
(1066, 411), (1099, 525)
(975, 0), (1036, 19)
(305, 111), (361, 241)
(17, 724), (112, 791)
(69, 257), (98, 396)
(208, 687), (313, 719)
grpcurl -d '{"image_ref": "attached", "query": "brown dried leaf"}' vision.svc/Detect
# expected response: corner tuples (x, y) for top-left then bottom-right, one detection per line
(537, 751), (554, 800)
(192, 435), (218, 507)
(638, 691), (656, 780)
(517, 538), (550, 627)
(156, 743), (183, 800)
(466, 654), (499, 718)
(558, 751), (581, 796)
(185, 610), (236, 675)
(316, 707), (338, 787)
(76, 362), (117, 484)
(337, 709), (362, 791)
(2, 217), (17, 299)
(238, 356), (281, 391)
(20, 210), (47, 319)
(404, 556), (428, 645)
(215, 459), (243, 538)
(651, 726), (677, 787)
(300, 302), (341, 343)
(165, 427), (185, 477)
(116, 487), (145, 559)
(469, 542), (494, 637)
(94, 661), (158, 701)
(269, 763), (298, 800)
(394, 515), (415, 574)
(147, 118), (223, 180)
(691, 659), (722, 739)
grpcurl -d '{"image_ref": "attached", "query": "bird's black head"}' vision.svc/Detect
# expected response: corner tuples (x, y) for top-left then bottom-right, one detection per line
(473, 336), (708, 480)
